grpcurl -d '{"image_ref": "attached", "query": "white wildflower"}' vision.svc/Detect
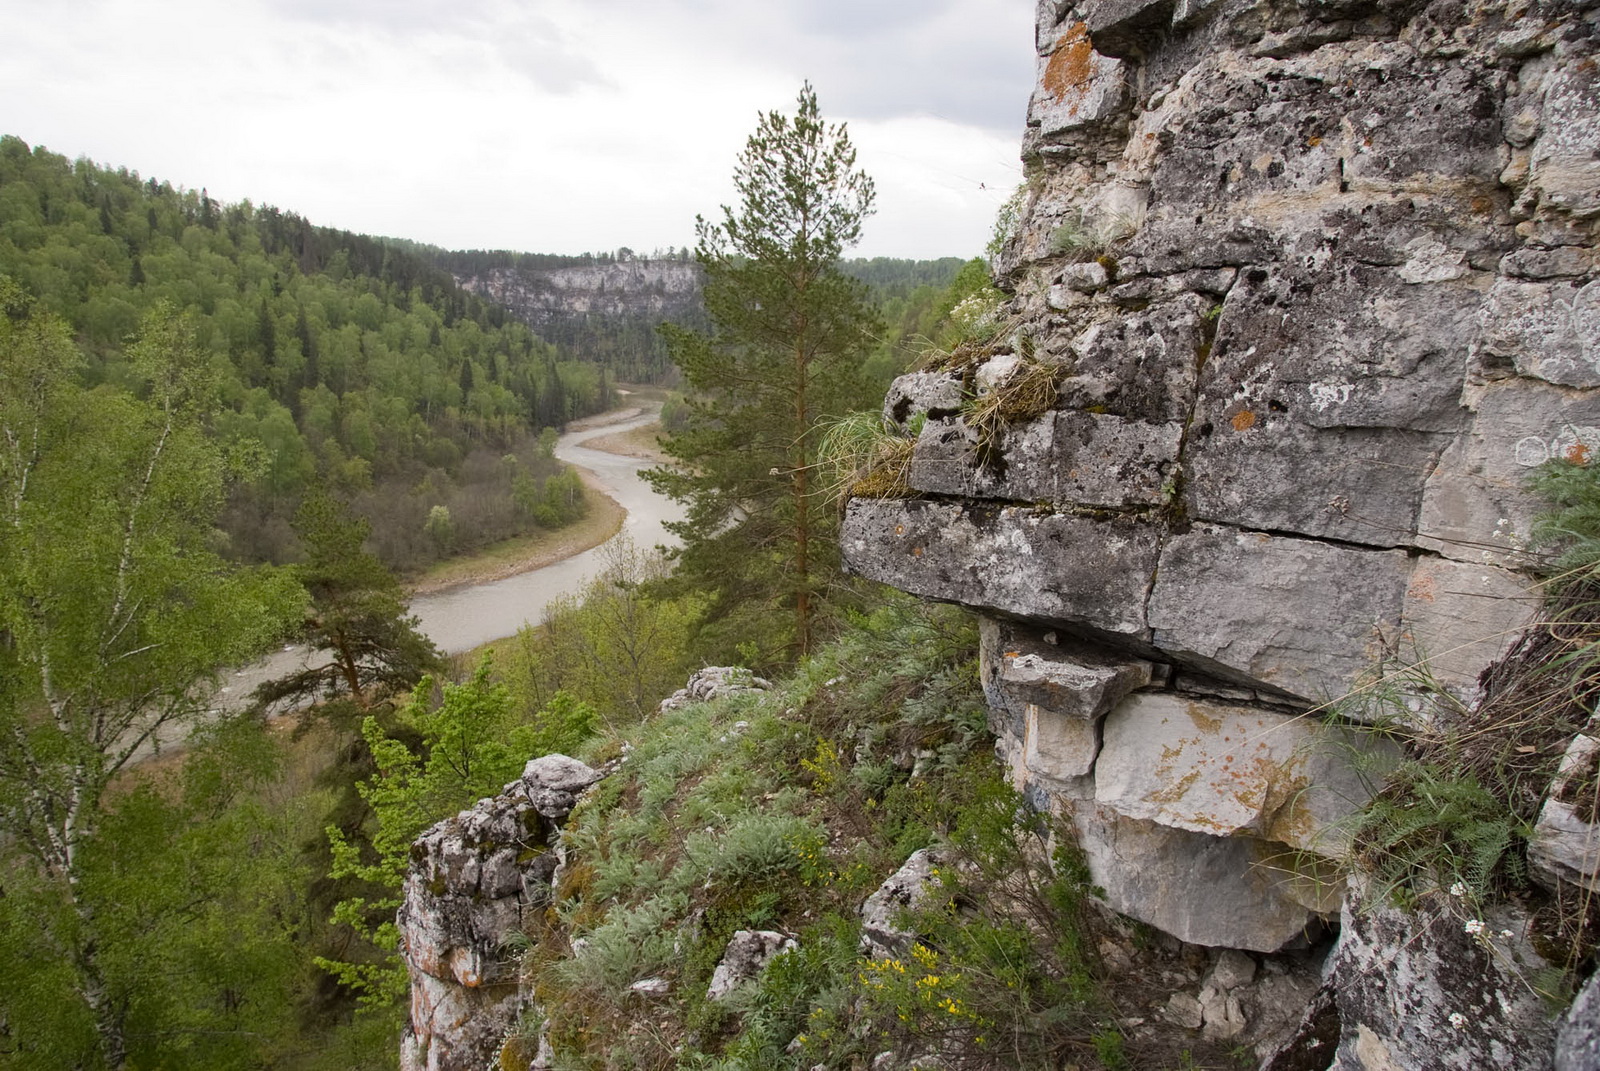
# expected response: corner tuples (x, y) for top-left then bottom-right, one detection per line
(1465, 919), (1486, 936)
(1449, 1012), (1467, 1029)
(1500, 929), (1515, 940)
(1449, 881), (1468, 897)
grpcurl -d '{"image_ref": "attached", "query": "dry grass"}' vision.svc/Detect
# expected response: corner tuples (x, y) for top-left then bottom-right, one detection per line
(817, 411), (916, 504)
(965, 358), (1060, 465)
(1430, 581), (1600, 819)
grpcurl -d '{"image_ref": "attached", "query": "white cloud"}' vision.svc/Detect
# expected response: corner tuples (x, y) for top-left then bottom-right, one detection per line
(0, 0), (1034, 258)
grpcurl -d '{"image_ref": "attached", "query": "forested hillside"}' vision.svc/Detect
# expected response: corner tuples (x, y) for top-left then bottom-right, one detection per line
(0, 136), (611, 570)
(424, 242), (968, 386)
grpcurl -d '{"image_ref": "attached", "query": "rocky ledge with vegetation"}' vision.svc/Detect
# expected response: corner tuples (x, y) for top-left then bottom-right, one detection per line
(401, 1), (1600, 1069)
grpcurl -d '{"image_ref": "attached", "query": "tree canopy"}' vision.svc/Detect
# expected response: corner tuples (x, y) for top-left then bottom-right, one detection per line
(648, 83), (881, 662)
(0, 287), (301, 1067)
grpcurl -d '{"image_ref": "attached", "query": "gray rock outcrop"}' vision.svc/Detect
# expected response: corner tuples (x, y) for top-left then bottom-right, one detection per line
(842, 0), (1599, 1066)
(859, 848), (947, 960)
(656, 666), (772, 714)
(398, 755), (603, 1071)
(706, 930), (798, 1002)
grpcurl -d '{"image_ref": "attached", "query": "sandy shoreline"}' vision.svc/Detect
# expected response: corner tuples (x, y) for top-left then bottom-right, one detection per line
(404, 403), (653, 597)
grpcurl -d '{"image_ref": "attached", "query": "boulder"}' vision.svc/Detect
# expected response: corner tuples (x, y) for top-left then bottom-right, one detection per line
(860, 849), (947, 960)
(706, 930), (798, 1002)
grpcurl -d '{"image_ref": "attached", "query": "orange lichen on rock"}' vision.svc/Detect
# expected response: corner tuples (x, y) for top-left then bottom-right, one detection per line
(1231, 409), (1258, 431)
(1043, 23), (1095, 104)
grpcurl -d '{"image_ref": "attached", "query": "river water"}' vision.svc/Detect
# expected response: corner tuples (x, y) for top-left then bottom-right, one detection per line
(411, 406), (683, 652)
(217, 403), (683, 707)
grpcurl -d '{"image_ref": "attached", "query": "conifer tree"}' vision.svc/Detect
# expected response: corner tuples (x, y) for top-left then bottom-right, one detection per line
(648, 83), (879, 660)
(252, 490), (441, 713)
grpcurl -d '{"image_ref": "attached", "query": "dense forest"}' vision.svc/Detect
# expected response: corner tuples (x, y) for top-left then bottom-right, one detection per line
(0, 129), (1005, 1070)
(0, 134), (974, 570)
(0, 135), (611, 571)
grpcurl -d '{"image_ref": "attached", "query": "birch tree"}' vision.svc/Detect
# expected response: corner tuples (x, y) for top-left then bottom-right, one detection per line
(0, 284), (298, 1068)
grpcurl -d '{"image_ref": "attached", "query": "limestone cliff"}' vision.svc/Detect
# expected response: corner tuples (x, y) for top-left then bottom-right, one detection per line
(456, 259), (703, 327)
(842, 0), (1599, 1067)
(455, 258), (705, 378)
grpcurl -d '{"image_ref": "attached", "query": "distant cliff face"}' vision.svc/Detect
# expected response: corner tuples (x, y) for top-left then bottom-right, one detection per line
(456, 259), (703, 327)
(844, 0), (1598, 1066)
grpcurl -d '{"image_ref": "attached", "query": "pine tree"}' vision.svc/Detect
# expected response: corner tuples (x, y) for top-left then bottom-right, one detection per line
(648, 83), (879, 661)
(252, 490), (441, 713)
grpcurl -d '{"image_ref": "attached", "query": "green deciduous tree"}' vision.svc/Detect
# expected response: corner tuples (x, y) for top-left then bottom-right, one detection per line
(508, 539), (708, 725)
(318, 659), (596, 1004)
(0, 285), (300, 1068)
(648, 83), (879, 661)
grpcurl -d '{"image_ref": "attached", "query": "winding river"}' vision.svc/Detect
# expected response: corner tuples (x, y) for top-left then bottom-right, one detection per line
(217, 402), (683, 707)
(411, 404), (683, 652)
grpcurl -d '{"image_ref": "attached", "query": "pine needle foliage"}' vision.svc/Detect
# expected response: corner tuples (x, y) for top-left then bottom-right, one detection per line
(648, 83), (881, 663)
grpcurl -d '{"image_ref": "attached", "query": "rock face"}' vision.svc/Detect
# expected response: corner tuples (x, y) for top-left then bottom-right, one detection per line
(706, 930), (798, 1002)
(1325, 887), (1559, 1071)
(456, 257), (704, 347)
(843, 0), (1599, 1066)
(398, 755), (604, 1071)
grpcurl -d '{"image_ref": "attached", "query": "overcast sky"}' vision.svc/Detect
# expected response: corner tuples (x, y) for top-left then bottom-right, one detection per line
(3, 0), (1036, 260)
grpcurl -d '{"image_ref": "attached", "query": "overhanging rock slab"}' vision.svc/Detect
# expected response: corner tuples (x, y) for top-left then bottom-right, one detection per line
(842, 498), (1160, 638)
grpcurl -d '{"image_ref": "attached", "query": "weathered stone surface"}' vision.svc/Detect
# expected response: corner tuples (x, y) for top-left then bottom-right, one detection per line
(399, 755), (603, 1071)
(1055, 410), (1183, 507)
(1475, 278), (1600, 388)
(860, 848), (946, 960)
(1208, 948), (1257, 991)
(518, 754), (607, 819)
(1062, 293), (1208, 425)
(1019, 703), (1102, 779)
(842, 498), (1161, 639)
(1328, 889), (1558, 1071)
(1148, 525), (1411, 702)
(1071, 802), (1323, 951)
(1556, 968), (1600, 1071)
(1418, 377), (1600, 567)
(1184, 260), (1475, 546)
(1527, 61), (1600, 219)
(883, 370), (964, 429)
(908, 408), (1182, 507)
(1060, 259), (1110, 292)
(980, 617), (1153, 724)
(1529, 731), (1600, 895)
(706, 930), (798, 1001)
(1400, 558), (1539, 704)
(1030, 22), (1130, 141)
(1095, 693), (1396, 856)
